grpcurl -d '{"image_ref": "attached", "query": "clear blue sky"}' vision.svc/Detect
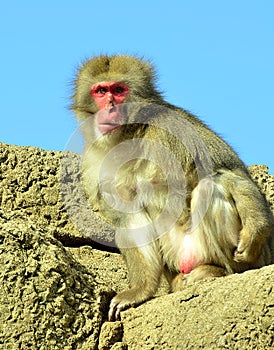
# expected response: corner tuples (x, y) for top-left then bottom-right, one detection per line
(0, 1), (273, 172)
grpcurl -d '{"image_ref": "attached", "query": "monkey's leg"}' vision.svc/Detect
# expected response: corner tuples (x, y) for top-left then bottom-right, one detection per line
(182, 176), (242, 277)
(109, 222), (163, 321)
(216, 169), (274, 264)
(185, 172), (273, 278)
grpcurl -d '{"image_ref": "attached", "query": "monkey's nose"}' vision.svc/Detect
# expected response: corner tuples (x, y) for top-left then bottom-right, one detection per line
(105, 101), (115, 110)
(106, 93), (114, 101)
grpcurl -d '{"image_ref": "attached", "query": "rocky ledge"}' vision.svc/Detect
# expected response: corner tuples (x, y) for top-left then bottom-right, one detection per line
(0, 142), (274, 350)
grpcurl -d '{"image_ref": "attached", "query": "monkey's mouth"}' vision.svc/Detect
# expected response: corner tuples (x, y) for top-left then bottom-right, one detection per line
(98, 123), (121, 134)
(97, 107), (123, 134)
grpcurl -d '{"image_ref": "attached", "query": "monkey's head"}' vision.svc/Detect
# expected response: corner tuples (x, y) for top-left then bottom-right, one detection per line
(72, 55), (163, 135)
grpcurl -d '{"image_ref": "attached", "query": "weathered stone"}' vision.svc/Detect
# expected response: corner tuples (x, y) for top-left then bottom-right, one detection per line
(0, 142), (274, 349)
(0, 142), (116, 249)
(0, 211), (109, 350)
(121, 265), (274, 349)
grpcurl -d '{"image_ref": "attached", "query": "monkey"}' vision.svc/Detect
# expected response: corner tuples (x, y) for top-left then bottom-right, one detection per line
(71, 55), (274, 321)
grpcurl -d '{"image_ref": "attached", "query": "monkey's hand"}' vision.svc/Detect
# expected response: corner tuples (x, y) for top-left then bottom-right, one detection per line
(108, 288), (151, 321)
(108, 296), (128, 322)
(233, 227), (265, 263)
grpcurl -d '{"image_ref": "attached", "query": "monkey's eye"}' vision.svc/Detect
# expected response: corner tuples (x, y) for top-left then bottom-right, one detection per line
(110, 84), (129, 96)
(96, 87), (108, 95)
(113, 86), (125, 94)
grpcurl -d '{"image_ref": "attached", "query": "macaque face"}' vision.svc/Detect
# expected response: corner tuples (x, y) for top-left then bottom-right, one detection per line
(90, 81), (129, 135)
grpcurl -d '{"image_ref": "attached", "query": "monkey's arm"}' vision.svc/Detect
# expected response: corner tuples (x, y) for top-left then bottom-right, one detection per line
(218, 169), (274, 263)
(109, 234), (163, 321)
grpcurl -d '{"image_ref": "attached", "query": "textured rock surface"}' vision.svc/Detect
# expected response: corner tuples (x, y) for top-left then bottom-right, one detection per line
(0, 142), (274, 349)
(0, 142), (116, 249)
(249, 164), (274, 212)
(119, 265), (274, 349)
(0, 211), (108, 350)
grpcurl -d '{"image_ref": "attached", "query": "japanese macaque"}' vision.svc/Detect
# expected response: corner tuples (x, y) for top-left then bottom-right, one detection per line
(71, 55), (274, 321)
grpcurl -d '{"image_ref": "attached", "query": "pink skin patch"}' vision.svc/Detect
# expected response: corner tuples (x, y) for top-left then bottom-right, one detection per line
(90, 81), (129, 134)
(179, 235), (199, 274)
(179, 254), (197, 275)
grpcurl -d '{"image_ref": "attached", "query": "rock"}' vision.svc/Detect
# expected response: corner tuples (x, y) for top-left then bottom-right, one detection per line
(0, 142), (274, 349)
(249, 164), (274, 212)
(0, 210), (110, 350)
(98, 322), (124, 349)
(0, 142), (116, 250)
(121, 265), (274, 349)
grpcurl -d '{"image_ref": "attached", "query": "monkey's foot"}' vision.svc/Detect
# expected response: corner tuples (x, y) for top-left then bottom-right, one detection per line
(170, 265), (227, 291)
(170, 273), (185, 292)
(183, 264), (227, 284)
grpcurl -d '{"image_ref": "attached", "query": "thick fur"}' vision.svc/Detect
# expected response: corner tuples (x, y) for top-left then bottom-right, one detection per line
(72, 55), (274, 320)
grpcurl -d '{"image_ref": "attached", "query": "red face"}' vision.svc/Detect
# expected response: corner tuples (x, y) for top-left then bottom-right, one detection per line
(90, 81), (129, 135)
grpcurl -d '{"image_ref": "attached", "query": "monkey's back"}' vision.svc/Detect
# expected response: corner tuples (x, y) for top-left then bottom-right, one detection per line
(171, 105), (248, 173)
